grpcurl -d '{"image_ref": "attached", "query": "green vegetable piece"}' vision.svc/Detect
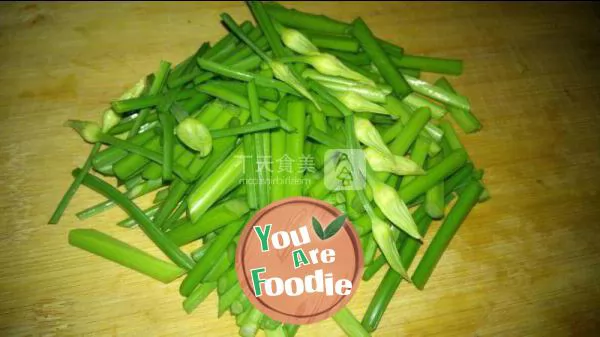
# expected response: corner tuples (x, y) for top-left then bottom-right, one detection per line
(69, 228), (185, 283)
(180, 217), (247, 296)
(351, 18), (411, 98)
(412, 180), (483, 289)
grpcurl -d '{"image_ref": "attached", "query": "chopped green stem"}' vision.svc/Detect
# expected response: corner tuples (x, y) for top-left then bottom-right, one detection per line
(285, 99), (306, 197)
(208, 80), (279, 101)
(261, 316), (282, 330)
(404, 75), (470, 111)
(333, 307), (371, 337)
(435, 77), (481, 133)
(76, 178), (164, 220)
(49, 143), (102, 224)
(180, 217), (246, 296)
(98, 133), (194, 183)
(183, 282), (217, 315)
(424, 154), (445, 219)
(218, 268), (239, 295)
(361, 207), (436, 332)
(240, 307), (264, 337)
(196, 82), (294, 131)
(158, 112), (175, 181)
(197, 59), (297, 95)
(326, 50), (371, 66)
(109, 114), (159, 136)
(403, 93), (446, 119)
(445, 163), (474, 193)
(247, 1), (287, 58)
(412, 180), (483, 289)
(221, 13), (271, 62)
(127, 61), (171, 137)
(218, 281), (242, 317)
(284, 324), (300, 337)
(243, 135), (259, 209)
(399, 149), (468, 204)
(167, 198), (249, 246)
(301, 31), (360, 52)
(69, 228), (185, 283)
(264, 325), (286, 337)
(167, 42), (210, 87)
(73, 168), (194, 270)
(212, 120), (281, 139)
(389, 54), (463, 75)
(363, 234), (378, 266)
(362, 254), (386, 281)
(270, 97), (289, 201)
(352, 18), (411, 98)
(307, 102), (328, 132)
(439, 120), (466, 156)
(381, 119), (404, 144)
(307, 126), (346, 148)
(117, 204), (159, 228)
(398, 67), (421, 78)
(76, 199), (115, 220)
(224, 27), (269, 66)
(204, 248), (233, 283)
(187, 145), (245, 222)
(248, 80), (269, 206)
(112, 89), (196, 115)
(231, 293), (251, 315)
(94, 128), (155, 172)
(191, 240), (214, 262)
(388, 107), (431, 156)
(264, 3), (350, 34)
(399, 136), (431, 188)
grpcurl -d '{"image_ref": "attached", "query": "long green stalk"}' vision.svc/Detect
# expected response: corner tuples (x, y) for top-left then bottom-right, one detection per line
(389, 54), (463, 75)
(183, 282), (217, 314)
(49, 143), (101, 224)
(270, 97), (289, 201)
(248, 80), (269, 207)
(412, 180), (483, 289)
(187, 146), (245, 223)
(285, 99), (306, 197)
(69, 228), (185, 283)
(73, 169), (194, 270)
(361, 209), (434, 332)
(180, 217), (247, 296)
(333, 307), (371, 337)
(424, 154), (445, 219)
(435, 77), (481, 133)
(352, 18), (411, 98)
(167, 198), (249, 246)
(399, 149), (468, 204)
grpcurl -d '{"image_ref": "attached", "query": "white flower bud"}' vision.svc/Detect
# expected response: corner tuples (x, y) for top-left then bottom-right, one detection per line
(370, 214), (409, 279)
(304, 53), (374, 85)
(364, 147), (425, 175)
(354, 117), (390, 155)
(280, 26), (320, 56)
(333, 91), (388, 115)
(368, 175), (422, 240)
(65, 120), (102, 143)
(175, 118), (212, 156)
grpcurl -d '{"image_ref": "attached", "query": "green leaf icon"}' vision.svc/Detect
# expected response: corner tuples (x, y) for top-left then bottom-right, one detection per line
(312, 215), (347, 240)
(323, 215), (347, 239)
(312, 216), (326, 240)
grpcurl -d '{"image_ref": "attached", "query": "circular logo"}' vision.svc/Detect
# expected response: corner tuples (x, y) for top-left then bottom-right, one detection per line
(235, 197), (363, 325)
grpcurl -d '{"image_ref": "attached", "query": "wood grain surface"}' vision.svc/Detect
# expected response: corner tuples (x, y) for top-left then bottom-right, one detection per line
(1, 2), (599, 336)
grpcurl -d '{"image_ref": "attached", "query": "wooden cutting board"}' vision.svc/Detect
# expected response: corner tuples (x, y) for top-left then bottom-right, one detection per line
(0, 2), (599, 336)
